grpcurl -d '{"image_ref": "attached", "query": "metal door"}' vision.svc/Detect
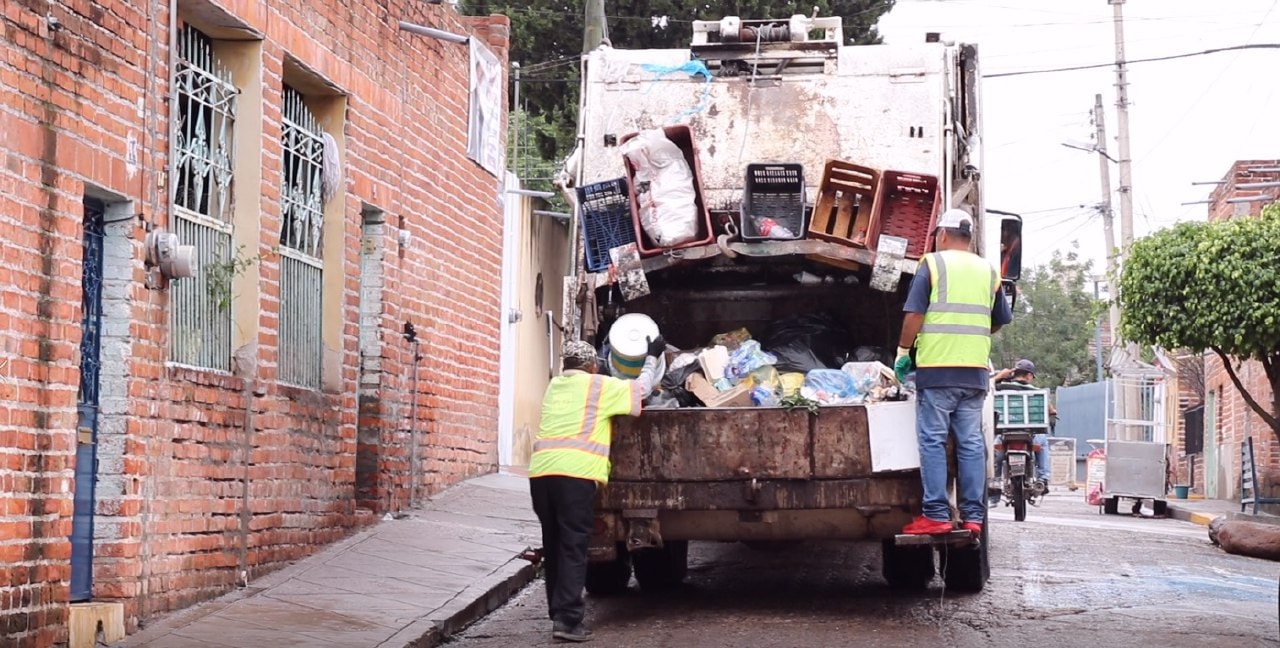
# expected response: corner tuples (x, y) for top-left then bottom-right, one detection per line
(72, 197), (105, 601)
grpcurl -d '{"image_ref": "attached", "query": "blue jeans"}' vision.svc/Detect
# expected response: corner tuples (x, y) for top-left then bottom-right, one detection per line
(993, 433), (1050, 481)
(917, 387), (987, 523)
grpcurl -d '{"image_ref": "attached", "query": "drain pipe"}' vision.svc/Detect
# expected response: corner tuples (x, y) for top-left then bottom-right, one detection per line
(403, 322), (422, 508)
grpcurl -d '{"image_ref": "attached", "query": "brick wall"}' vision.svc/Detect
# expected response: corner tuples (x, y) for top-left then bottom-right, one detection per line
(1206, 354), (1278, 501)
(1207, 159), (1280, 222)
(1, 0), (509, 644)
(1198, 160), (1280, 504)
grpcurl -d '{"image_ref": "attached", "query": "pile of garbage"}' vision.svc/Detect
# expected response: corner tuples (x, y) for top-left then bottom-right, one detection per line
(634, 314), (907, 410)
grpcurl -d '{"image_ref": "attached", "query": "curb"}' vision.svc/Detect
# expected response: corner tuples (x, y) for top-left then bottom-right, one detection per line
(1167, 506), (1219, 527)
(391, 559), (539, 648)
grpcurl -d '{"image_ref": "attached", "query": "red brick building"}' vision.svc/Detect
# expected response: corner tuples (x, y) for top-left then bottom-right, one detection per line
(0, 1), (509, 645)
(1176, 160), (1280, 501)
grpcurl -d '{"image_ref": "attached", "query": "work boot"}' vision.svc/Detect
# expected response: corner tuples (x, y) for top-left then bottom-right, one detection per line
(553, 622), (594, 643)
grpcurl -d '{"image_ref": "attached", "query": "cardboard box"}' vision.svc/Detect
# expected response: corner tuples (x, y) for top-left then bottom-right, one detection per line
(685, 372), (754, 408)
(697, 345), (729, 383)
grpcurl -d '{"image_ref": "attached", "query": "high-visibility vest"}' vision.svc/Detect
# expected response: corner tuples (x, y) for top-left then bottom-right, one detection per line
(917, 250), (1000, 368)
(528, 371), (642, 483)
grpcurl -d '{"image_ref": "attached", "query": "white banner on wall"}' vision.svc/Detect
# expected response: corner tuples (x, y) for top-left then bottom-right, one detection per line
(468, 39), (503, 176)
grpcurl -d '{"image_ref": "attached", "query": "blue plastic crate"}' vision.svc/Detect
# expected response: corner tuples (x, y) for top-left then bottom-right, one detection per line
(578, 178), (636, 273)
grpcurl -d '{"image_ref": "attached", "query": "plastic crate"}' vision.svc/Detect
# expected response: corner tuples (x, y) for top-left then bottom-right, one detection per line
(807, 160), (880, 247)
(868, 170), (940, 259)
(993, 390), (1052, 430)
(578, 178), (637, 273)
(619, 125), (715, 257)
(740, 163), (806, 241)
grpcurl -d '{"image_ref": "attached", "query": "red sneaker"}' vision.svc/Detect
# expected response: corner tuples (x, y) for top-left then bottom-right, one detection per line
(903, 516), (955, 535)
(962, 521), (982, 535)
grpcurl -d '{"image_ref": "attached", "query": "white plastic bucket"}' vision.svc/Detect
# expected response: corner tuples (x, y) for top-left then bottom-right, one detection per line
(608, 313), (660, 379)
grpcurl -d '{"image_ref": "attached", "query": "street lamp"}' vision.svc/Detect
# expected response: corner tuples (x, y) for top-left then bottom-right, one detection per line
(1061, 139), (1118, 164)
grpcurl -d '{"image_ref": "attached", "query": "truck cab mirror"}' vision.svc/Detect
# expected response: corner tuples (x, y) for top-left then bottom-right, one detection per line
(998, 214), (1023, 282)
(1002, 280), (1018, 310)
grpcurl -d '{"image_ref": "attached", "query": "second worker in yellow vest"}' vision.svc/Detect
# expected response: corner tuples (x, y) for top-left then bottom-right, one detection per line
(896, 208), (1013, 537)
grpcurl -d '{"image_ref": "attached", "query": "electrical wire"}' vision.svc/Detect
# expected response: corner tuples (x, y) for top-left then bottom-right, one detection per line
(983, 43), (1280, 78)
(1133, 1), (1279, 165)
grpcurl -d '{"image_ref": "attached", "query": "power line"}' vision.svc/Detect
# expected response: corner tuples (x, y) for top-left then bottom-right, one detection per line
(983, 43), (1280, 79)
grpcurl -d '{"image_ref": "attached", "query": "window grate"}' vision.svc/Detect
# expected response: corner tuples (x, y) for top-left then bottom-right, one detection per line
(278, 85), (325, 388)
(169, 24), (236, 371)
(281, 86), (325, 258)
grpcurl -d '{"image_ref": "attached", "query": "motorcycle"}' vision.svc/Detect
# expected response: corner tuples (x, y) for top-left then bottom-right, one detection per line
(993, 429), (1047, 521)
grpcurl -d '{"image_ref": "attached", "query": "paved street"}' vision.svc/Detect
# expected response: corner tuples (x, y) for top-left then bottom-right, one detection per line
(451, 491), (1278, 647)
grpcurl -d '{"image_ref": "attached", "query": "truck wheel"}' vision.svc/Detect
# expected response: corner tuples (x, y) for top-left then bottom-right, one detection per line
(585, 544), (632, 596)
(881, 540), (935, 590)
(940, 521), (989, 593)
(1103, 496), (1119, 515)
(1012, 475), (1027, 522)
(632, 540), (688, 593)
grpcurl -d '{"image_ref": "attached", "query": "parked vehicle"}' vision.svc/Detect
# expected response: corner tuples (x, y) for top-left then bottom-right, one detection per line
(561, 14), (1020, 594)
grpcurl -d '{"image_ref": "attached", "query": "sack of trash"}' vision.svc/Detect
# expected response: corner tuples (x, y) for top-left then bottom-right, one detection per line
(621, 129), (699, 247)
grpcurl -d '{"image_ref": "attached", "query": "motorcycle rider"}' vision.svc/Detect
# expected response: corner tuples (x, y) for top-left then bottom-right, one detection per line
(992, 359), (1055, 493)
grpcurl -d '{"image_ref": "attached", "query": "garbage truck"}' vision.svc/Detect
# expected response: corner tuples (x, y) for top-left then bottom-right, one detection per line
(559, 14), (1023, 594)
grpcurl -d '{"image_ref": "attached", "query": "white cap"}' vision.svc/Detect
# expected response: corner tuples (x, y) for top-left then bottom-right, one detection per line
(935, 208), (973, 233)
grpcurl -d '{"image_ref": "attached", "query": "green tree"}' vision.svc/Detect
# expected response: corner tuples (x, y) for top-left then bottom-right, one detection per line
(990, 247), (1100, 392)
(462, 1), (895, 185)
(1118, 204), (1280, 440)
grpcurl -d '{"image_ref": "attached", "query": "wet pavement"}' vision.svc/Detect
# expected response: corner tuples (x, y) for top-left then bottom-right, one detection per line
(451, 490), (1280, 648)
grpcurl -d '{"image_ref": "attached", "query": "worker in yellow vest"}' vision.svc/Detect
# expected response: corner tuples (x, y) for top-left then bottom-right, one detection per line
(894, 208), (1012, 536)
(529, 337), (663, 642)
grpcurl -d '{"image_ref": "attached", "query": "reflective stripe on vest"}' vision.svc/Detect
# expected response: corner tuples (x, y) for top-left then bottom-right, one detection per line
(529, 374), (613, 482)
(917, 250), (999, 368)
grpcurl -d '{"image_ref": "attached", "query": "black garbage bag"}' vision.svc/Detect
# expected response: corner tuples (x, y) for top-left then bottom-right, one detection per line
(761, 313), (859, 373)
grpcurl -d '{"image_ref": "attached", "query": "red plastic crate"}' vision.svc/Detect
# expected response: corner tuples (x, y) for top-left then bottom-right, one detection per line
(619, 125), (715, 257)
(868, 170), (941, 259)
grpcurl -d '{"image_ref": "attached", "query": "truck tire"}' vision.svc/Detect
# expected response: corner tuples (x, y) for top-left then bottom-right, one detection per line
(939, 520), (989, 592)
(1103, 496), (1119, 515)
(881, 540), (935, 590)
(585, 544), (632, 597)
(632, 540), (688, 593)
(1012, 474), (1027, 522)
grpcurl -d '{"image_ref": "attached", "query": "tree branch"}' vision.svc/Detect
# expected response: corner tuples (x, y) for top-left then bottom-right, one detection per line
(1211, 346), (1280, 435)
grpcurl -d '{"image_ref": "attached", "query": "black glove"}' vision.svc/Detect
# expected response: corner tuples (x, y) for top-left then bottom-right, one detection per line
(645, 335), (666, 358)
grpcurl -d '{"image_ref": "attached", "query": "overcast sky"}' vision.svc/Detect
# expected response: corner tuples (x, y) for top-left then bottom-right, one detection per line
(877, 0), (1280, 274)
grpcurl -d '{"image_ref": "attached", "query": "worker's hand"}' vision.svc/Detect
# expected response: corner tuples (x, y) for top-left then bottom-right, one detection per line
(645, 335), (667, 359)
(894, 346), (914, 384)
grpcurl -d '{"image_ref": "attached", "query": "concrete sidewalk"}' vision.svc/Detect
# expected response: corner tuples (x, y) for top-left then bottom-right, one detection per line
(1167, 496), (1280, 527)
(124, 472), (540, 648)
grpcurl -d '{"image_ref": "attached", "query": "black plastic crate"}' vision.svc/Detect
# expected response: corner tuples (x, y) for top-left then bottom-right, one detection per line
(740, 163), (806, 242)
(578, 178), (637, 272)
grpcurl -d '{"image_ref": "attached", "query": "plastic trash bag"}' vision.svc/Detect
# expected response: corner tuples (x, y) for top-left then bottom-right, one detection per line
(725, 340), (777, 384)
(779, 372), (806, 398)
(762, 313), (859, 373)
(620, 129), (699, 247)
(709, 327), (752, 350)
(662, 352), (702, 391)
(751, 385), (781, 407)
(800, 369), (860, 406)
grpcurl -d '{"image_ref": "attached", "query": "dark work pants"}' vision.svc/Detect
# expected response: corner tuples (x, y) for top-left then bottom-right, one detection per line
(530, 475), (597, 628)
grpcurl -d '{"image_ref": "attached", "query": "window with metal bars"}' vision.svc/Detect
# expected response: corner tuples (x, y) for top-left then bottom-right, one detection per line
(278, 85), (325, 388)
(169, 24), (236, 370)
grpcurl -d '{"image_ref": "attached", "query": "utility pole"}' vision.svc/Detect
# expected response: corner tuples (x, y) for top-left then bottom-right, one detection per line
(1110, 0), (1135, 250)
(1093, 94), (1121, 352)
(583, 0), (608, 54)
